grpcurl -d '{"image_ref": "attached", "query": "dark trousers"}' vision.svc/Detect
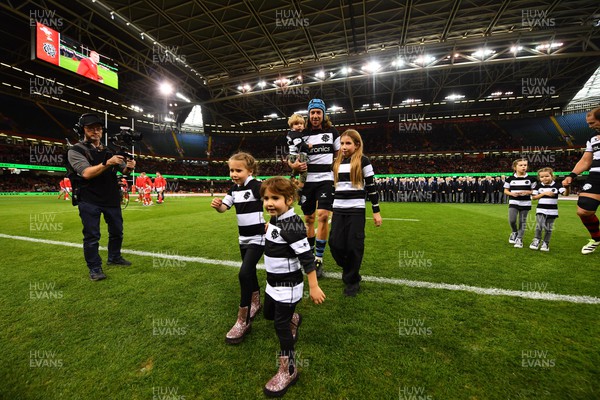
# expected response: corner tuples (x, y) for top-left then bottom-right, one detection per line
(77, 201), (123, 270)
(238, 244), (263, 307)
(264, 293), (298, 354)
(329, 212), (365, 285)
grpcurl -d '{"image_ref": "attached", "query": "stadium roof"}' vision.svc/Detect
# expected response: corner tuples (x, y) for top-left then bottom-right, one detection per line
(1, 0), (600, 133)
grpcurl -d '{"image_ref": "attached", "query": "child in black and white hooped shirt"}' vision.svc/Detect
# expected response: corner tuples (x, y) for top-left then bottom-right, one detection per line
(285, 114), (311, 194)
(504, 158), (534, 248)
(260, 176), (325, 397)
(330, 129), (382, 296)
(530, 167), (567, 251)
(210, 152), (265, 345)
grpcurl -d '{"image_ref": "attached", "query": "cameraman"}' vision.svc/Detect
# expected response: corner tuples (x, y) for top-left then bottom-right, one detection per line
(67, 114), (136, 281)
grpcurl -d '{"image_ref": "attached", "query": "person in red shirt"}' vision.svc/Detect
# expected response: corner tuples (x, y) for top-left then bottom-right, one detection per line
(58, 177), (71, 200)
(154, 171), (167, 204)
(143, 183), (153, 206)
(135, 172), (148, 202)
(76, 51), (103, 82)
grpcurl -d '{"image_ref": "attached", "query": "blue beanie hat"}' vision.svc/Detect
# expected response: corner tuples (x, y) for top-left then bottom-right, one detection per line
(308, 98), (326, 115)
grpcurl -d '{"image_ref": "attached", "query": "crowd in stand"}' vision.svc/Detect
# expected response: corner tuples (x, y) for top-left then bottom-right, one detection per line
(0, 132), (585, 194)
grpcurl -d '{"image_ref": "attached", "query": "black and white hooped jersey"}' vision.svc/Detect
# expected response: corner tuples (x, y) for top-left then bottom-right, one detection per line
(286, 130), (310, 156)
(222, 176), (265, 246)
(585, 135), (600, 174)
(303, 127), (340, 183)
(504, 173), (534, 208)
(533, 181), (565, 217)
(333, 155), (380, 214)
(264, 208), (315, 303)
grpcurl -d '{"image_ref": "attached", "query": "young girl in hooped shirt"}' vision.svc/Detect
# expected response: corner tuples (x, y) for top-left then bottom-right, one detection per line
(260, 176), (325, 397)
(210, 152), (264, 344)
(504, 158), (534, 248)
(529, 167), (567, 251)
(330, 129), (382, 297)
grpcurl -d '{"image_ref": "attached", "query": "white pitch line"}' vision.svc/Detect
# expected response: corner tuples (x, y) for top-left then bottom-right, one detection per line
(1, 233), (598, 305)
(366, 218), (421, 221)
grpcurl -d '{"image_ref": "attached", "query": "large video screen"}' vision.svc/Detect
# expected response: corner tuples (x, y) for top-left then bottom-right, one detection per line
(32, 22), (119, 89)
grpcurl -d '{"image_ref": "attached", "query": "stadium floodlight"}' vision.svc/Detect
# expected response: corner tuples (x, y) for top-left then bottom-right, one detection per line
(471, 49), (495, 58)
(402, 98), (421, 104)
(341, 67), (352, 75)
(330, 105), (343, 112)
(176, 92), (191, 103)
(258, 81), (266, 88)
(264, 113), (278, 118)
(315, 70), (326, 79)
(392, 58), (404, 67)
(445, 94), (465, 101)
(535, 42), (563, 51)
(361, 61), (381, 73)
(414, 55), (435, 65)
(510, 46), (523, 53)
(159, 82), (174, 95)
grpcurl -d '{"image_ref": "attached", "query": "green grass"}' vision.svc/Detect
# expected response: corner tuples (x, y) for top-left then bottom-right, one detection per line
(1, 196), (599, 399)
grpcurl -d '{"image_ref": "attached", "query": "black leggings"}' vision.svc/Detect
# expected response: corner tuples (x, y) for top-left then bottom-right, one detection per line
(263, 293), (298, 355)
(238, 244), (263, 307)
(329, 212), (366, 285)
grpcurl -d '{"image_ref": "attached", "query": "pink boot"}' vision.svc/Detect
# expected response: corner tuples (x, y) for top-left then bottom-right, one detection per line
(263, 355), (298, 397)
(225, 306), (251, 344)
(250, 290), (262, 320)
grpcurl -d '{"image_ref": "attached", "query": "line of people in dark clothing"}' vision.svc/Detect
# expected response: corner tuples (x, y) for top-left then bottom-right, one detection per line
(376, 176), (510, 203)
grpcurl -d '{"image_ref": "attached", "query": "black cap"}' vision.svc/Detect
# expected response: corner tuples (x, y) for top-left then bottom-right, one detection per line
(79, 113), (103, 126)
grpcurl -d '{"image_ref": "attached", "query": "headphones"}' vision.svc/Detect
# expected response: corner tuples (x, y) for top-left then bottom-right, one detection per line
(73, 113), (106, 138)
